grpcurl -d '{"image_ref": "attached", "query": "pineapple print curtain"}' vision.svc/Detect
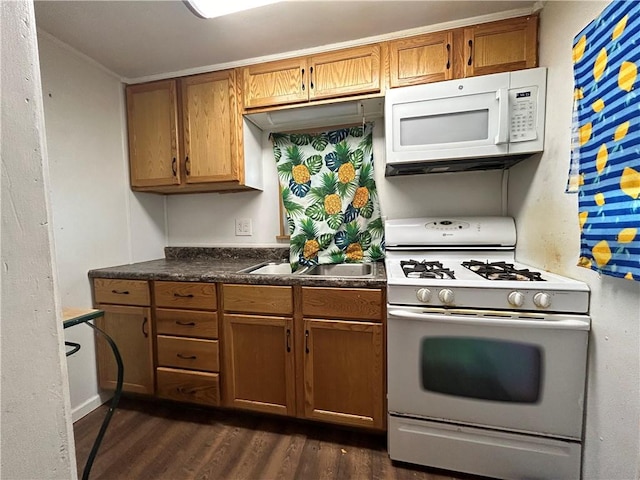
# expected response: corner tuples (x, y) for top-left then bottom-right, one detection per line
(573, 0), (640, 281)
(272, 123), (384, 270)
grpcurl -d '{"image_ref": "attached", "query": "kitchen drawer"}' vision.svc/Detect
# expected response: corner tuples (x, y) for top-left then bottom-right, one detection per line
(156, 367), (220, 406)
(223, 284), (292, 315)
(301, 287), (383, 321)
(93, 278), (150, 306)
(156, 308), (218, 339)
(157, 335), (219, 371)
(154, 281), (216, 310)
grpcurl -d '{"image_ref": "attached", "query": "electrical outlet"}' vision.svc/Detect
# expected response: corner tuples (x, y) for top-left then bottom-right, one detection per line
(235, 218), (252, 236)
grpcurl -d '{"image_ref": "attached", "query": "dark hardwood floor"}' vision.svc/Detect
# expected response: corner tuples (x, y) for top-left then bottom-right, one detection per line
(73, 397), (474, 480)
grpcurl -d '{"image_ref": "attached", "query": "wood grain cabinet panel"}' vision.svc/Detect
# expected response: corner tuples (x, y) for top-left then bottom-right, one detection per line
(303, 318), (384, 430)
(223, 284), (292, 315)
(301, 287), (382, 321)
(388, 31), (454, 87)
(126, 69), (256, 194)
(242, 58), (309, 109)
(95, 304), (154, 395)
(463, 14), (538, 77)
(155, 308), (218, 338)
(93, 278), (150, 306)
(308, 45), (381, 100)
(156, 367), (220, 406)
(181, 70), (241, 184)
(157, 335), (219, 371)
(242, 45), (382, 110)
(154, 281), (217, 310)
(222, 314), (295, 416)
(126, 80), (180, 188)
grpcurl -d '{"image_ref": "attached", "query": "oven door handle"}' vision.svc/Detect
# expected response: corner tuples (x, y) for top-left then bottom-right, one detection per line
(388, 309), (590, 331)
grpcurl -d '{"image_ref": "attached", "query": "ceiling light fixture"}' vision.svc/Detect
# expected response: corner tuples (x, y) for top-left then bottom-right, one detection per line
(185, 0), (283, 19)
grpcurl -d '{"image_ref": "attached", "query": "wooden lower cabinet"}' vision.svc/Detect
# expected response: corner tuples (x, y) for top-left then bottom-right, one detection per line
(303, 318), (384, 430)
(95, 304), (154, 395)
(222, 314), (295, 415)
(156, 367), (220, 406)
(222, 283), (385, 430)
(153, 281), (220, 406)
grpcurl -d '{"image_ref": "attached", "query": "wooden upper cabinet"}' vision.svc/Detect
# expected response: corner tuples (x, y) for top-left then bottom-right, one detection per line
(126, 80), (180, 188)
(242, 45), (382, 110)
(125, 69), (260, 194)
(388, 31), (454, 87)
(243, 57), (309, 109)
(463, 14), (538, 77)
(182, 70), (241, 184)
(308, 45), (381, 100)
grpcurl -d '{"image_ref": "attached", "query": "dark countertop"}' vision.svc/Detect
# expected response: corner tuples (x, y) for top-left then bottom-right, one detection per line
(88, 247), (386, 288)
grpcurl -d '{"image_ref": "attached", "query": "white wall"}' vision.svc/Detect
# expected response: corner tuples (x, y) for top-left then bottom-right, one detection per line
(37, 33), (166, 420)
(166, 122), (505, 245)
(0, 1), (75, 477)
(509, 2), (640, 479)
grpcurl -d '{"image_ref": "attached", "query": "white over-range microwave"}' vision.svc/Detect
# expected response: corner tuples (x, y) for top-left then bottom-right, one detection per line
(384, 67), (547, 175)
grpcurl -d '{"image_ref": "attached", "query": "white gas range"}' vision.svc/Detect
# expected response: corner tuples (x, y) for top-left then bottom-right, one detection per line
(384, 217), (591, 480)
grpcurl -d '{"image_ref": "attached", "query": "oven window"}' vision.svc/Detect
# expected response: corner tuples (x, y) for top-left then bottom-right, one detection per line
(420, 337), (542, 403)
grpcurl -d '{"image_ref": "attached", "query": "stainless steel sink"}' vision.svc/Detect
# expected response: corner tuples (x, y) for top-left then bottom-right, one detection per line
(300, 263), (377, 277)
(236, 261), (294, 275)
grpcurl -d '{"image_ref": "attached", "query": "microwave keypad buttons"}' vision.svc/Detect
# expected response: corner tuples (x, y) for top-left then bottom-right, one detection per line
(509, 87), (538, 142)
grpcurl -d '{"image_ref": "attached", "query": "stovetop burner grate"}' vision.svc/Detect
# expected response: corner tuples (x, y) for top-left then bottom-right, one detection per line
(401, 260), (456, 279)
(462, 260), (545, 281)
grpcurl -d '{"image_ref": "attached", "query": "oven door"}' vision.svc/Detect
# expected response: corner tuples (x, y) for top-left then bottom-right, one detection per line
(387, 306), (589, 439)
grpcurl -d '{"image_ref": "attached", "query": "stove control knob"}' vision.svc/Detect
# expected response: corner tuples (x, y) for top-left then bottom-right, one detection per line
(416, 288), (432, 303)
(438, 289), (454, 305)
(533, 292), (552, 309)
(508, 291), (525, 307)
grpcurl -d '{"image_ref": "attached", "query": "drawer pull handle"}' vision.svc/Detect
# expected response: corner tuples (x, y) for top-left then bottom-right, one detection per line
(111, 289), (129, 295)
(185, 156), (191, 176)
(178, 387), (196, 395)
(446, 43), (451, 69)
(177, 353), (197, 360)
(310, 66), (314, 89)
(286, 328), (291, 352)
(174, 293), (194, 298)
(171, 157), (177, 176)
(467, 39), (473, 66)
(176, 321), (196, 326)
(305, 329), (310, 354)
(301, 68), (305, 91)
(142, 317), (148, 338)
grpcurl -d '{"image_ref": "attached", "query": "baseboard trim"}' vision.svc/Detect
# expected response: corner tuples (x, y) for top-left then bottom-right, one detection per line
(72, 393), (111, 422)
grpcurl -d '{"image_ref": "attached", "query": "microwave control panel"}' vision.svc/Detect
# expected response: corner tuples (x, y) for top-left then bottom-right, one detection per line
(509, 86), (538, 142)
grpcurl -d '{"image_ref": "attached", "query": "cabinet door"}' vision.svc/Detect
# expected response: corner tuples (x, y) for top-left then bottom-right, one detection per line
(464, 15), (538, 77)
(388, 31), (454, 87)
(95, 304), (154, 395)
(181, 70), (242, 184)
(303, 318), (384, 429)
(222, 314), (295, 416)
(308, 45), (381, 100)
(242, 58), (309, 109)
(126, 80), (180, 188)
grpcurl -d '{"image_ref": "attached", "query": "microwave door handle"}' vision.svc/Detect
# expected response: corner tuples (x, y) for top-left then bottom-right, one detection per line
(495, 88), (509, 145)
(388, 309), (590, 331)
